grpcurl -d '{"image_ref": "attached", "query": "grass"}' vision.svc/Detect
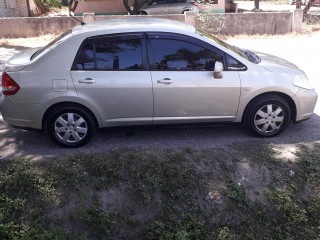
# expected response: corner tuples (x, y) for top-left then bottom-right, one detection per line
(1, 143), (320, 239)
(0, 34), (57, 48)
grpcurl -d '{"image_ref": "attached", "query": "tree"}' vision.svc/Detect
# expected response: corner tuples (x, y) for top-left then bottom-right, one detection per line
(123, 0), (149, 15)
(304, 0), (315, 14)
(254, 0), (260, 10)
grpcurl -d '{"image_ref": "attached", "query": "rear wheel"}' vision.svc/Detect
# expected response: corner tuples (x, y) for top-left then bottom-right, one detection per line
(46, 105), (96, 147)
(138, 11), (148, 15)
(243, 95), (291, 137)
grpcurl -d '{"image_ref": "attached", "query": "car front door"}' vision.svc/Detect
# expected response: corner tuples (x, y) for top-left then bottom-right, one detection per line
(71, 33), (153, 127)
(147, 33), (241, 124)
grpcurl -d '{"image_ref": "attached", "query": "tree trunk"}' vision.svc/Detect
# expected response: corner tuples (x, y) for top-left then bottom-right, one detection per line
(304, 0), (315, 14)
(254, 0), (260, 10)
(123, 0), (148, 15)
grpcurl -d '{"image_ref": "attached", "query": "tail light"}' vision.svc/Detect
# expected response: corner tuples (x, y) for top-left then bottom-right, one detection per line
(191, 1), (198, 6)
(1, 72), (20, 96)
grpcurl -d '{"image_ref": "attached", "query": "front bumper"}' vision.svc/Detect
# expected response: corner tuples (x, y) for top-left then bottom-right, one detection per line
(294, 88), (318, 121)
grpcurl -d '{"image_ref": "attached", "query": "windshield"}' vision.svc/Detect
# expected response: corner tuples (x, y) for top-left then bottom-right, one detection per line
(197, 30), (261, 64)
(30, 30), (72, 60)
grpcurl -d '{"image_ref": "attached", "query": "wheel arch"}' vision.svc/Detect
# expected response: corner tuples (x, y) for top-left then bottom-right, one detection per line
(42, 102), (100, 130)
(137, 10), (148, 15)
(241, 92), (297, 123)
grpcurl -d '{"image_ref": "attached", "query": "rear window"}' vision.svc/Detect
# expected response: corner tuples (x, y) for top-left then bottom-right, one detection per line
(73, 37), (143, 71)
(30, 30), (72, 60)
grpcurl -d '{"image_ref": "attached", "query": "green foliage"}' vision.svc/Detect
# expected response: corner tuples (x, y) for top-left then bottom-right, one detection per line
(217, 227), (232, 240)
(296, 144), (320, 184)
(147, 214), (206, 240)
(226, 182), (247, 208)
(77, 199), (115, 238)
(43, 0), (62, 9)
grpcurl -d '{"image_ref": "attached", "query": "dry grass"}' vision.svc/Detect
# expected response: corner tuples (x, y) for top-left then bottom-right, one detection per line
(218, 22), (320, 40)
(0, 34), (57, 48)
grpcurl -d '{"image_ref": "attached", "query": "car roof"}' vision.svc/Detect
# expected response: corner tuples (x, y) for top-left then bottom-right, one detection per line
(72, 17), (196, 36)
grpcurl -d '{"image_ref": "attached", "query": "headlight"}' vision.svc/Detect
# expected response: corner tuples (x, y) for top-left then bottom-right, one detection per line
(293, 74), (314, 90)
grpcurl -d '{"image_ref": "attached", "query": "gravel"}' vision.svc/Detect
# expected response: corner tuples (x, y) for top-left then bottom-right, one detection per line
(0, 33), (319, 160)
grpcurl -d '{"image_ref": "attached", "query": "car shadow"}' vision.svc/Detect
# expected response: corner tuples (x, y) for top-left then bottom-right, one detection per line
(1, 113), (320, 160)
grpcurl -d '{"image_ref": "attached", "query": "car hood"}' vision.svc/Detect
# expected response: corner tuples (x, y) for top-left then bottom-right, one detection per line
(3, 47), (40, 72)
(254, 51), (304, 75)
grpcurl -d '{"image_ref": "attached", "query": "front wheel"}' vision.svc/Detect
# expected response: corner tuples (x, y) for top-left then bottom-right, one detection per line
(46, 105), (96, 147)
(243, 95), (291, 137)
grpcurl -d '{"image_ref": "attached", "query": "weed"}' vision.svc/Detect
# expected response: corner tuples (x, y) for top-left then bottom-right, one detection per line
(217, 227), (232, 240)
(77, 199), (115, 238)
(226, 181), (247, 208)
(296, 144), (320, 185)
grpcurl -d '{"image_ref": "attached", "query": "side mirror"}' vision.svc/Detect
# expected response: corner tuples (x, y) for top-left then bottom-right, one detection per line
(214, 61), (223, 79)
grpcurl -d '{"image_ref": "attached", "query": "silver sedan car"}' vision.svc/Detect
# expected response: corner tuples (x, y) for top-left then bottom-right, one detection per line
(0, 18), (317, 147)
(138, 0), (199, 15)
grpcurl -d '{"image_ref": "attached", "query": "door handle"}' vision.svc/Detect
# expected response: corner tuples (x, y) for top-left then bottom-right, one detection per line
(157, 78), (174, 84)
(78, 78), (96, 84)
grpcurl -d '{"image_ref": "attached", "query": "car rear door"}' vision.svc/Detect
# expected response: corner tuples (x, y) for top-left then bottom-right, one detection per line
(70, 33), (153, 127)
(166, 0), (185, 14)
(146, 0), (167, 14)
(147, 33), (241, 124)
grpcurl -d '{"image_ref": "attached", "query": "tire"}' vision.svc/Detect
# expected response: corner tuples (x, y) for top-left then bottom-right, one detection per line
(138, 11), (147, 15)
(46, 105), (96, 147)
(243, 95), (291, 137)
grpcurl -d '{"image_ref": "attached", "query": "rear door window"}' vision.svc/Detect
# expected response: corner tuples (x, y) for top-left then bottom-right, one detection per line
(73, 34), (144, 71)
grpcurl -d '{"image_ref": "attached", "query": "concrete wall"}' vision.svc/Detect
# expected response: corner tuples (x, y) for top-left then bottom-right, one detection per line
(0, 17), (79, 37)
(0, 11), (302, 38)
(196, 12), (294, 35)
(95, 14), (186, 22)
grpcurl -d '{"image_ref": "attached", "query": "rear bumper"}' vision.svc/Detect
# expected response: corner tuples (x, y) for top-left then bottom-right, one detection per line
(0, 96), (43, 129)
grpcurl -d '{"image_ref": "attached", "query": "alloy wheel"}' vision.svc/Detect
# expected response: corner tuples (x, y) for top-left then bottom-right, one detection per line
(54, 113), (88, 143)
(253, 104), (284, 134)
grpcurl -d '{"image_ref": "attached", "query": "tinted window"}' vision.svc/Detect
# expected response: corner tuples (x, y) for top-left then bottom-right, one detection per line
(95, 39), (143, 70)
(75, 42), (95, 70)
(74, 38), (143, 71)
(226, 54), (247, 71)
(150, 39), (222, 71)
